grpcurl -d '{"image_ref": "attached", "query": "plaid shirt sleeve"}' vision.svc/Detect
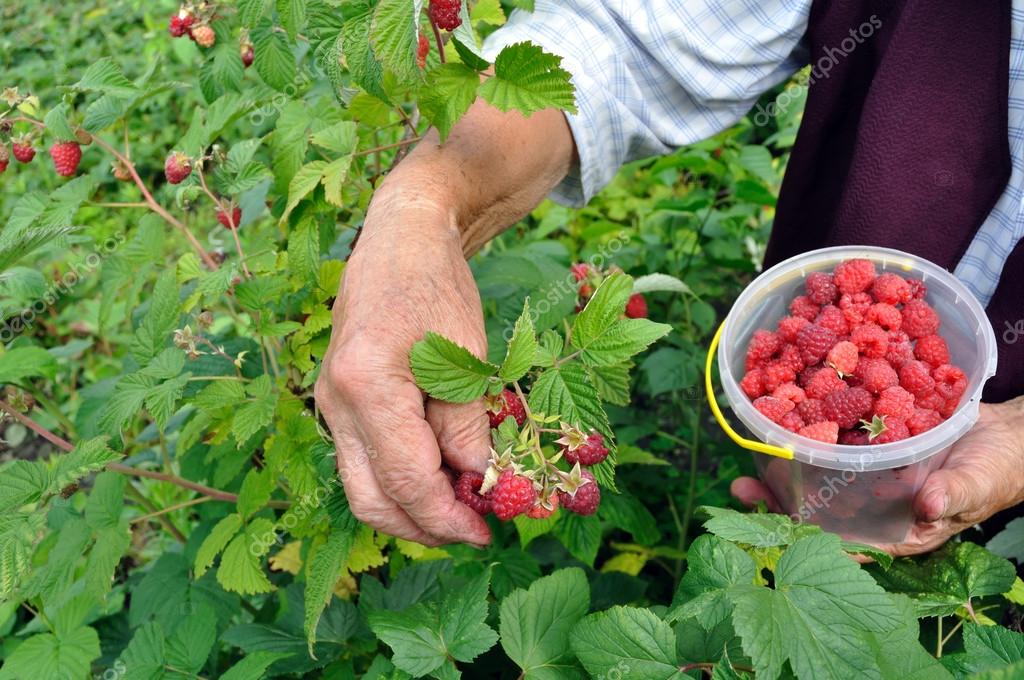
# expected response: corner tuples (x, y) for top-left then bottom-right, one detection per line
(481, 0), (812, 206)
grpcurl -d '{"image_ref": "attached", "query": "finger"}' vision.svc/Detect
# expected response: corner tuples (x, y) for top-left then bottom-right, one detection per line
(730, 477), (784, 513)
(426, 399), (490, 473)
(913, 464), (993, 523)
(358, 379), (492, 545)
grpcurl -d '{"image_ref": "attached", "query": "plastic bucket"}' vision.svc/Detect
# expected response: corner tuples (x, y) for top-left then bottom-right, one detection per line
(707, 246), (998, 544)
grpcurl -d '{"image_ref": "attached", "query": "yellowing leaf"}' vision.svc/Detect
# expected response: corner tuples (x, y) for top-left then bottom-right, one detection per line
(269, 540), (303, 575)
(347, 525), (387, 573)
(601, 552), (647, 577)
(394, 537), (450, 561)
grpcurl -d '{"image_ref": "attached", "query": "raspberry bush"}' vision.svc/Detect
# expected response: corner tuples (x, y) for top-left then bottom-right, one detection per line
(0, 3), (1022, 679)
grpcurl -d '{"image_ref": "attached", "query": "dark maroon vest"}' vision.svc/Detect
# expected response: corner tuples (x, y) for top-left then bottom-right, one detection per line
(766, 0), (1021, 403)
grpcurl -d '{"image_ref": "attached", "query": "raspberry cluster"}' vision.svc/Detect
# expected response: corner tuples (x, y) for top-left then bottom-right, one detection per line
(741, 259), (967, 445)
(0, 135), (82, 178)
(167, 5), (217, 48)
(454, 389), (605, 519)
(572, 262), (648, 319)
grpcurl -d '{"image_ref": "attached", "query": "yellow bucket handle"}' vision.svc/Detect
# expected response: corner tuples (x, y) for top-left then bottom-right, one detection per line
(705, 321), (794, 460)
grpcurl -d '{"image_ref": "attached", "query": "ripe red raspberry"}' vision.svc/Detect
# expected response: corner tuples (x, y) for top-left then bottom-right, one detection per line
(558, 470), (600, 515)
(563, 432), (609, 466)
(815, 305), (849, 336)
(865, 303), (902, 332)
(907, 408), (943, 436)
(838, 429), (869, 445)
(885, 330), (915, 368)
(907, 278), (928, 300)
(899, 360), (935, 397)
(833, 258), (876, 295)
(914, 334), (950, 367)
(779, 410), (804, 432)
(241, 43), (255, 68)
(625, 293), (648, 319)
(871, 272), (912, 305)
(740, 369), (766, 399)
(855, 357), (898, 394)
(874, 418), (909, 443)
(796, 323), (838, 365)
(0, 145), (7, 174)
(823, 387), (872, 429)
(571, 262), (591, 282)
(192, 24), (216, 48)
(805, 368), (847, 401)
(492, 470), (537, 520)
(745, 330), (780, 369)
(805, 272), (838, 305)
(797, 398), (828, 425)
(753, 396), (795, 424)
(164, 152), (192, 184)
(839, 292), (873, 326)
(789, 295), (820, 321)
(901, 300), (940, 339)
(762, 361), (796, 392)
(932, 364), (967, 401)
(49, 141), (82, 176)
(526, 494), (559, 519)
(798, 420), (839, 444)
(777, 315), (810, 343)
(771, 382), (806, 405)
(428, 0), (463, 30)
(487, 388), (527, 428)
(827, 340), (859, 376)
(454, 471), (492, 515)
(874, 385), (915, 421)
(940, 397), (960, 419)
(915, 389), (945, 411)
(217, 206), (242, 229)
(776, 344), (805, 374)
(168, 13), (195, 37)
(12, 140), (35, 163)
(798, 365), (822, 388)
(850, 323), (888, 359)
(417, 33), (430, 69)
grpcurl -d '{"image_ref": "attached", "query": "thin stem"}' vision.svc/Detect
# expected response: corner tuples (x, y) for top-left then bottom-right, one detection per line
(0, 399), (73, 451)
(936, 616), (944, 657)
(680, 404), (701, 549)
(354, 136), (422, 157)
(24, 386), (76, 436)
(91, 201), (149, 209)
(131, 496), (213, 525)
(125, 483), (187, 543)
(429, 18), (447, 65)
(196, 162), (251, 278)
(939, 617), (964, 655)
(3, 115), (45, 129)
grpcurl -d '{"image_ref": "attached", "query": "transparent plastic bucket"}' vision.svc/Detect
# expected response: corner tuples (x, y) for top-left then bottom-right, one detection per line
(710, 246), (998, 544)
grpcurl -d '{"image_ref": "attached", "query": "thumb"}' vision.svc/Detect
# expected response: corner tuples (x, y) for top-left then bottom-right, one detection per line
(426, 399), (491, 474)
(915, 466), (990, 523)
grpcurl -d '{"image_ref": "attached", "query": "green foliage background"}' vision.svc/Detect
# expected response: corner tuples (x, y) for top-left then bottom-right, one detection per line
(0, 1), (1022, 679)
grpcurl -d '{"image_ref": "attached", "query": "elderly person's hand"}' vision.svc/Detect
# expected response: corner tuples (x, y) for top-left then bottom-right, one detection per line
(731, 397), (1024, 556)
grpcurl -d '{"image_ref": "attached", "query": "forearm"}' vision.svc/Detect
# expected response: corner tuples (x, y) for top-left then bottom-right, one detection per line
(364, 98), (575, 255)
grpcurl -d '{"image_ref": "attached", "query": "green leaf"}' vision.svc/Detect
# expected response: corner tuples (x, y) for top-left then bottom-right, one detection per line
(342, 7), (387, 101)
(237, 468), (275, 519)
(598, 493), (660, 545)
(131, 268), (181, 364)
(553, 512), (601, 566)
(870, 541), (1017, 617)
(587, 362), (632, 406)
(0, 460), (50, 511)
(288, 215), (321, 284)
(479, 42), (576, 116)
(534, 329), (564, 367)
(632, 273), (692, 295)
(452, 36), (490, 71)
(571, 606), (682, 680)
(36, 176), (98, 229)
(729, 533), (902, 680)
(304, 526), (356, 653)
(51, 438), (121, 490)
(667, 534), (757, 624)
(370, 0), (421, 87)
(144, 373), (191, 431)
(277, 0), (307, 39)
(572, 272), (633, 349)
(84, 471), (126, 531)
(962, 623), (1024, 673)
(699, 507), (820, 548)
(195, 513), (243, 577)
(74, 57), (139, 97)
(322, 154), (354, 207)
(500, 568), (589, 679)
(252, 20), (298, 90)
(118, 621), (165, 679)
(100, 372), (157, 433)
(499, 299), (538, 382)
(232, 388), (277, 445)
(737, 145), (776, 184)
(43, 103), (77, 141)
(193, 379), (247, 413)
(217, 518), (276, 594)
(419, 63), (481, 142)
(0, 511), (46, 600)
(987, 517), (1024, 562)
(410, 332), (498, 403)
(0, 626), (100, 680)
(576, 318), (672, 367)
(0, 346), (55, 386)
(311, 120), (358, 154)
(165, 604), (218, 676)
(238, 0), (271, 25)
(221, 651), (294, 680)
(864, 595), (953, 680)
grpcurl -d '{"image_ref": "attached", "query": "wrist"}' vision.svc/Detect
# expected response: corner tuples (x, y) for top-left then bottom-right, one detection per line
(991, 396), (1024, 506)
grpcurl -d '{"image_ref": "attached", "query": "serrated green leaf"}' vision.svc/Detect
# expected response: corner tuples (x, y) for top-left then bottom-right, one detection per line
(666, 534), (757, 624)
(499, 299), (538, 382)
(587, 362), (632, 406)
(193, 379), (247, 413)
(131, 268), (181, 364)
(281, 160), (328, 223)
(165, 604), (218, 675)
(217, 518), (276, 594)
(500, 568), (589, 679)
(277, 0), (307, 39)
(987, 517), (1024, 562)
(43, 103), (77, 142)
(0, 627), (100, 680)
(311, 121), (358, 154)
(632, 273), (692, 295)
(0, 460), (50, 512)
(144, 373), (191, 430)
(117, 621), (165, 679)
(233, 389), (277, 445)
(99, 372), (157, 433)
(0, 511), (46, 600)
(51, 438), (121, 490)
(962, 623), (1024, 673)
(288, 215), (321, 284)
(238, 468), (275, 519)
(370, 0), (421, 87)
(553, 512), (601, 566)
(238, 0), (271, 25)
(699, 507), (821, 548)
(571, 606), (683, 680)
(0, 346), (58, 385)
(74, 57), (139, 97)
(221, 651), (294, 680)
(253, 20), (298, 90)
(305, 526), (357, 654)
(419, 63), (480, 141)
(572, 273), (632, 348)
(343, 7), (388, 101)
(410, 332), (498, 403)
(479, 42), (576, 116)
(196, 513), (243, 578)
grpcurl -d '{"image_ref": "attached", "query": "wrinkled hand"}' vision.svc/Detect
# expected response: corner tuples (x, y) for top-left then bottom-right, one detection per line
(314, 189), (492, 547)
(732, 398), (1024, 557)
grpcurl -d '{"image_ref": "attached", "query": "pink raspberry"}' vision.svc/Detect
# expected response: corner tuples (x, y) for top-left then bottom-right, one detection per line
(789, 295), (820, 321)
(776, 344), (805, 374)
(914, 334), (950, 367)
(833, 259), (877, 295)
(856, 357), (898, 394)
(866, 303), (902, 332)
(526, 494), (559, 519)
(823, 386), (873, 429)
(771, 382), (806, 404)
(850, 323), (888, 359)
(559, 470), (600, 515)
(762, 361), (797, 392)
(798, 420), (840, 444)
(940, 397), (961, 419)
(901, 300), (940, 339)
(798, 365), (823, 388)
(907, 279), (928, 300)
(805, 272), (839, 305)
(815, 305), (849, 336)
(454, 472), (492, 515)
(779, 410), (805, 432)
(805, 368), (848, 400)
(777, 315), (811, 343)
(491, 470), (537, 520)
(797, 398), (828, 425)
(874, 386), (916, 421)
(740, 369), (766, 399)
(916, 390), (945, 411)
(839, 292), (873, 326)
(885, 330), (915, 368)
(796, 323), (839, 365)
(827, 340), (859, 376)
(932, 364), (967, 401)
(745, 330), (781, 369)
(874, 418), (910, 443)
(899, 360), (936, 397)
(871, 272), (912, 305)
(907, 408), (943, 436)
(754, 396), (795, 423)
